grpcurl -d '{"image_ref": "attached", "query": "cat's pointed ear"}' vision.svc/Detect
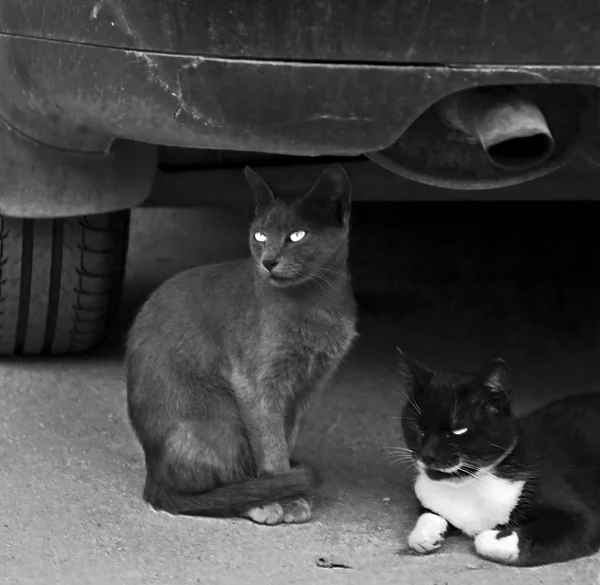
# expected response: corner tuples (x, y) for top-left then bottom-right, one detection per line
(301, 164), (351, 226)
(398, 348), (433, 392)
(244, 166), (275, 214)
(480, 358), (512, 397)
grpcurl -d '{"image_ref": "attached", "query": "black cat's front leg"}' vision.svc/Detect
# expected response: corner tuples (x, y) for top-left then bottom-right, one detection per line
(408, 507), (452, 554)
(475, 507), (596, 566)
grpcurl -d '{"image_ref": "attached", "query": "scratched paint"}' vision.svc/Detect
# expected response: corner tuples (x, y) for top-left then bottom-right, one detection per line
(405, 0), (433, 60)
(90, 2), (103, 20)
(100, 0), (212, 122)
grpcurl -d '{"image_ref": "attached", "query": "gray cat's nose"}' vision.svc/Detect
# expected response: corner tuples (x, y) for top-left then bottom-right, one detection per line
(262, 259), (278, 272)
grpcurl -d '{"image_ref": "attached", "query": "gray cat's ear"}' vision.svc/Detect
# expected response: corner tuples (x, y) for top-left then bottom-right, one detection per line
(398, 348), (433, 392)
(244, 166), (275, 213)
(480, 358), (512, 396)
(302, 164), (351, 226)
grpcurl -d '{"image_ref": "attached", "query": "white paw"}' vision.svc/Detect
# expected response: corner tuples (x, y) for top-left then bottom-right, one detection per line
(408, 513), (448, 554)
(475, 529), (519, 563)
(282, 498), (312, 524)
(245, 503), (284, 525)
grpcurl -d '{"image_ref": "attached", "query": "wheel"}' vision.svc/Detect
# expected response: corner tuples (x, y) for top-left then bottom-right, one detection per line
(0, 211), (130, 356)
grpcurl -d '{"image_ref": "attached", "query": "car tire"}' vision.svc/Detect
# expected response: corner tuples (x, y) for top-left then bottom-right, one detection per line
(0, 211), (129, 356)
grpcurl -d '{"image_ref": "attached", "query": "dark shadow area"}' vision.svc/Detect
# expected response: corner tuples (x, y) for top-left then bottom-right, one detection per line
(106, 200), (600, 352)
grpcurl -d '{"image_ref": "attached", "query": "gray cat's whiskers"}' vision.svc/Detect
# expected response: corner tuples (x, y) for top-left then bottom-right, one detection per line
(319, 267), (352, 288)
(323, 265), (354, 282)
(300, 269), (340, 291)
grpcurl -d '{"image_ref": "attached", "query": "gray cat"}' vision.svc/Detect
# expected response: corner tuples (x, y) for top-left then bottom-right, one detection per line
(125, 164), (357, 525)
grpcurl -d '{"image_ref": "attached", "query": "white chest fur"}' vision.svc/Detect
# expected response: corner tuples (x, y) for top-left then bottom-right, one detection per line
(414, 471), (524, 537)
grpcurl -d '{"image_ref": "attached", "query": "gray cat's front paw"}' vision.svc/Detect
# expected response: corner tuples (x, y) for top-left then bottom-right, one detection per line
(245, 502), (284, 525)
(282, 498), (312, 524)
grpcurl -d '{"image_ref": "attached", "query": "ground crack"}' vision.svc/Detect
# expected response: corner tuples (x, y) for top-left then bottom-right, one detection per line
(316, 556), (352, 570)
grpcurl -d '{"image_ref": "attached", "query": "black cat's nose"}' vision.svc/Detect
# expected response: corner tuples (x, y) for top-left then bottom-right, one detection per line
(262, 259), (278, 272)
(421, 454), (437, 465)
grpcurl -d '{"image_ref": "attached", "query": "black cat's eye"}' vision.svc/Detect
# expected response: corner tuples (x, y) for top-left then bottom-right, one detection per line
(451, 427), (468, 436)
(411, 425), (425, 438)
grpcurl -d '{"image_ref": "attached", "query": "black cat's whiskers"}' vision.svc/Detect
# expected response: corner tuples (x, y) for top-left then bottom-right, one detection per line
(396, 353), (423, 416)
(393, 415), (420, 426)
(383, 445), (417, 468)
(387, 459), (417, 469)
(392, 412), (420, 425)
(384, 446), (414, 455)
(453, 467), (479, 481)
(460, 459), (485, 480)
(383, 446), (416, 468)
(461, 461), (480, 470)
(451, 395), (460, 428)
(434, 458), (480, 482)
(384, 452), (418, 469)
(398, 386), (421, 416)
(382, 451), (415, 461)
(489, 442), (507, 451)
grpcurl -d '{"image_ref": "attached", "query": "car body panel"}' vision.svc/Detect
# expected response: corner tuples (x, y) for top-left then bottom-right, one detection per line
(2, 0), (600, 65)
(1, 36), (600, 156)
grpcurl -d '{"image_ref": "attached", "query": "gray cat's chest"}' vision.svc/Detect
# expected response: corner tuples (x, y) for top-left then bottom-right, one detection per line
(276, 309), (356, 356)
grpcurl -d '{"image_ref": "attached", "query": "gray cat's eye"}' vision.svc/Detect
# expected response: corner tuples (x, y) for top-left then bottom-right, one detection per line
(254, 232), (267, 242)
(289, 230), (306, 242)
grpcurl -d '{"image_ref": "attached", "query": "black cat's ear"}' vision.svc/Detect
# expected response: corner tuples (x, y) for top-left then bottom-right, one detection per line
(301, 164), (351, 226)
(398, 348), (434, 392)
(244, 166), (275, 214)
(480, 358), (512, 397)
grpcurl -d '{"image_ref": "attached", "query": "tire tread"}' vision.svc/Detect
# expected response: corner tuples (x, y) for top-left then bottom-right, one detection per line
(0, 211), (129, 356)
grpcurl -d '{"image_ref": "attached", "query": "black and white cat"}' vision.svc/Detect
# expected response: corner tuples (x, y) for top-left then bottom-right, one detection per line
(398, 350), (600, 567)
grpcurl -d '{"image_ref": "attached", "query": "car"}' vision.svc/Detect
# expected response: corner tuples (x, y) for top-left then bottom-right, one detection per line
(1, 0), (598, 355)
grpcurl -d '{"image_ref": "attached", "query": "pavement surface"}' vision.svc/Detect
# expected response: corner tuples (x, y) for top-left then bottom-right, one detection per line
(3, 201), (600, 585)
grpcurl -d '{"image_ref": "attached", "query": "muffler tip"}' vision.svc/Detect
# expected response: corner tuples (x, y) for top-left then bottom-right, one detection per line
(486, 132), (555, 171)
(438, 89), (556, 172)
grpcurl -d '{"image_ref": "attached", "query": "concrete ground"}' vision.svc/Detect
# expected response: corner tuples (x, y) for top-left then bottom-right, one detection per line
(3, 199), (600, 584)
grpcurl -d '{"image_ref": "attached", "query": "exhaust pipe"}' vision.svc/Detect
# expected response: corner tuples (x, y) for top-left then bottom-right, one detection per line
(437, 87), (555, 171)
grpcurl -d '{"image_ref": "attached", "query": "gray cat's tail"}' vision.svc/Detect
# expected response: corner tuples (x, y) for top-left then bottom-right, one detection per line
(148, 465), (321, 517)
